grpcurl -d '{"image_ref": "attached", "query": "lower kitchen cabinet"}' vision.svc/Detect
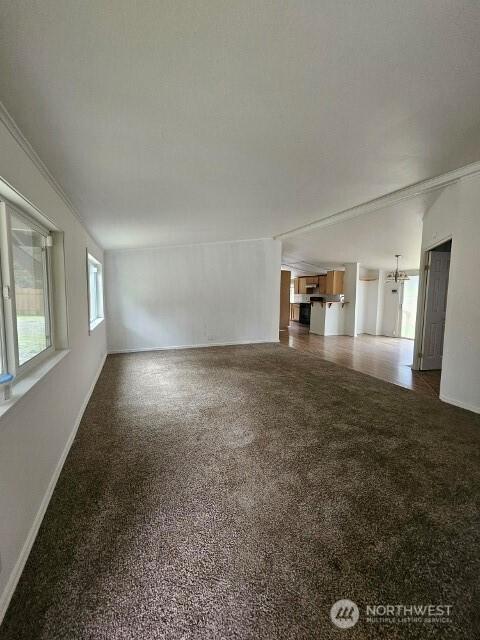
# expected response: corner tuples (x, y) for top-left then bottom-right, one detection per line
(290, 303), (300, 322)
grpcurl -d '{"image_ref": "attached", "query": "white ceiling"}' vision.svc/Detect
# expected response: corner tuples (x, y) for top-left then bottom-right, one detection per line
(1, 2), (480, 250)
(282, 193), (433, 273)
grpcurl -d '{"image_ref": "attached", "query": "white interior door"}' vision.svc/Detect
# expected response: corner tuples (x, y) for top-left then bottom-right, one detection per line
(421, 251), (450, 370)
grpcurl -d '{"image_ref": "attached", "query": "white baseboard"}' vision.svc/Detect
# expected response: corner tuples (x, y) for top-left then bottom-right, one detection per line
(0, 353), (107, 625)
(439, 393), (480, 415)
(108, 339), (279, 354)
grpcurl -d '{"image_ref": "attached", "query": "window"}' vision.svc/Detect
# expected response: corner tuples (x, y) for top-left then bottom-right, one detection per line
(0, 202), (54, 375)
(87, 253), (104, 331)
(11, 211), (52, 365)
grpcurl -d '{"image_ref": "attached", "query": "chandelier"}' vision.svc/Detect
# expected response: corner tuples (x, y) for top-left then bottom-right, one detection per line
(386, 254), (409, 283)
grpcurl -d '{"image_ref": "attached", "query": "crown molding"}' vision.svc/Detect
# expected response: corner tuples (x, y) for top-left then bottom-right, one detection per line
(0, 100), (101, 246)
(275, 159), (480, 240)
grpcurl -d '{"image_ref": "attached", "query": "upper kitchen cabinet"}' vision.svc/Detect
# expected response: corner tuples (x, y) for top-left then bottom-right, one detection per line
(325, 270), (344, 294)
(293, 273), (341, 295)
(318, 275), (326, 293)
(297, 276), (319, 294)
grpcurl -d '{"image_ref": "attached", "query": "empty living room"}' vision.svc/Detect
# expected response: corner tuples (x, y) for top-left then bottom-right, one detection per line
(1, 2), (480, 639)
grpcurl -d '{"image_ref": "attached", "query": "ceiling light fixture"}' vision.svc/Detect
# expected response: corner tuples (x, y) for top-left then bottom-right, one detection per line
(386, 254), (409, 283)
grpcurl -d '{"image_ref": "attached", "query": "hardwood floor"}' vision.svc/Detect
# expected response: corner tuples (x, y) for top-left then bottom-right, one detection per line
(280, 322), (441, 397)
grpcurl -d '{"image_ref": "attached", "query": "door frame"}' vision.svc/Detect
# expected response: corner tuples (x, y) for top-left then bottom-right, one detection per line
(412, 235), (452, 371)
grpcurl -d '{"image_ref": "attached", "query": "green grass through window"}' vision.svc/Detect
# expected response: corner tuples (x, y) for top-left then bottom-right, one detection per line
(17, 315), (47, 365)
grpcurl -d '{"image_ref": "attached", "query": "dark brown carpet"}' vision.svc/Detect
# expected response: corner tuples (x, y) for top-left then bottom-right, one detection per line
(1, 344), (480, 639)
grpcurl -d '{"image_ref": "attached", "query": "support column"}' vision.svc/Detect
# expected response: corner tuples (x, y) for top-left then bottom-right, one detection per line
(344, 262), (359, 336)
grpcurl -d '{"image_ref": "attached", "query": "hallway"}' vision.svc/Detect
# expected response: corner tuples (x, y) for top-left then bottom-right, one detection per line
(280, 324), (441, 397)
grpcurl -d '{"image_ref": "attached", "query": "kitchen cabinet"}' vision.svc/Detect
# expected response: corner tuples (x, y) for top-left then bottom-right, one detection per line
(298, 276), (319, 294)
(326, 270), (344, 294)
(280, 271), (291, 330)
(294, 278), (300, 294)
(290, 303), (300, 321)
(318, 275), (326, 293)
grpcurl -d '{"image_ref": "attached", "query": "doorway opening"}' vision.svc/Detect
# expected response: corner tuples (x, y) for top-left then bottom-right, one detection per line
(400, 275), (419, 339)
(419, 239), (452, 371)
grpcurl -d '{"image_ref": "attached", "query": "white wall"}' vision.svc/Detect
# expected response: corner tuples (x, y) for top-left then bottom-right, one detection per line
(356, 281), (367, 334)
(366, 281), (380, 335)
(375, 270), (386, 335)
(357, 278), (380, 335)
(0, 118), (107, 620)
(105, 239), (281, 352)
(414, 179), (480, 413)
(382, 282), (402, 337)
(343, 262), (359, 336)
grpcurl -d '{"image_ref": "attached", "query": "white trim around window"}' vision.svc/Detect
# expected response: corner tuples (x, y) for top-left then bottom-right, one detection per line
(0, 201), (55, 378)
(86, 252), (104, 333)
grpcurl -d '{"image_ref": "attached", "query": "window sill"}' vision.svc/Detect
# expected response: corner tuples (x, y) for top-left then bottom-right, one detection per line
(89, 317), (104, 333)
(0, 349), (70, 421)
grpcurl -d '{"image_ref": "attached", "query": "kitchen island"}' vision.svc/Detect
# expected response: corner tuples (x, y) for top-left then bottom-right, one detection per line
(309, 299), (348, 336)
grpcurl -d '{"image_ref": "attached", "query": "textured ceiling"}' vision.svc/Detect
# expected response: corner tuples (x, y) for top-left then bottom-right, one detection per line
(1, 1), (480, 251)
(281, 193), (438, 272)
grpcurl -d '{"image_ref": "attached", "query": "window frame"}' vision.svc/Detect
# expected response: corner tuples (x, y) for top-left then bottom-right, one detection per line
(86, 251), (104, 333)
(0, 201), (55, 378)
